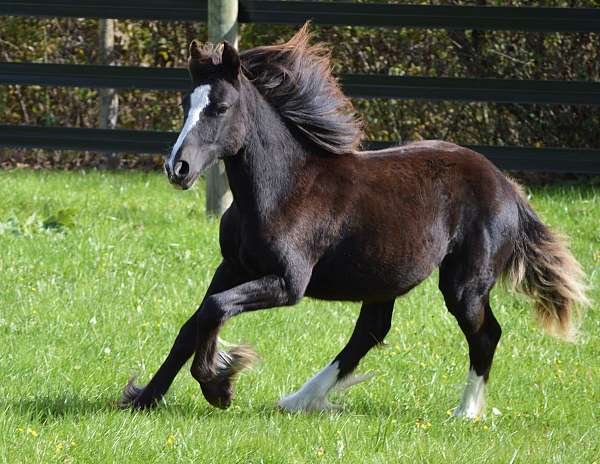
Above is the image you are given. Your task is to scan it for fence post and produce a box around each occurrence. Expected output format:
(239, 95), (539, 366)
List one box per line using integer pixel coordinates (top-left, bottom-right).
(206, 0), (237, 215)
(98, 18), (119, 169)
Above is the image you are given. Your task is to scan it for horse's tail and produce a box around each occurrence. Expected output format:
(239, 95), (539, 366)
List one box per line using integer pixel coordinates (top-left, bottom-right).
(503, 181), (589, 341)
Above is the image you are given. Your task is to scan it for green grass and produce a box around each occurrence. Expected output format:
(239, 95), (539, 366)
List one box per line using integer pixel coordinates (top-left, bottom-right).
(0, 169), (598, 463)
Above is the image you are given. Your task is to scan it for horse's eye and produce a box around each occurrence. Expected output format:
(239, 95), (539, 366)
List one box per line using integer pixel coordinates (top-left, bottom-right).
(216, 103), (230, 115)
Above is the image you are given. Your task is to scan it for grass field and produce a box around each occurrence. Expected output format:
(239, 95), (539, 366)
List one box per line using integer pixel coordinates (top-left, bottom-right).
(0, 169), (598, 463)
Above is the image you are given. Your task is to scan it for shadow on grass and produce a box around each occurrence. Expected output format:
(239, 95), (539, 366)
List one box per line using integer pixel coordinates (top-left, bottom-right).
(156, 396), (401, 419)
(3, 395), (115, 422)
(4, 386), (407, 421)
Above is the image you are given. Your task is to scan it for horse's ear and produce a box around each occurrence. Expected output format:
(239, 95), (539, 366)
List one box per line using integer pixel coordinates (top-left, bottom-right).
(221, 41), (240, 80)
(189, 40), (202, 60)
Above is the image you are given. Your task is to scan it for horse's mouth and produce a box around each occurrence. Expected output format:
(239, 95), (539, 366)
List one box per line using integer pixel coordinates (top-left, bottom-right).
(169, 179), (190, 190)
(168, 172), (199, 190)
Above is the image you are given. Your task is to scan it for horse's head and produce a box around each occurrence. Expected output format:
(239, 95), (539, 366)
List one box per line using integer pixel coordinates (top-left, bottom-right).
(165, 41), (244, 189)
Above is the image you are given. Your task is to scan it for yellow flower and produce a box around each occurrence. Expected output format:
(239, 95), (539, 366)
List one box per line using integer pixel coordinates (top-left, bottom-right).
(416, 419), (432, 430)
(55, 443), (64, 454)
(26, 427), (38, 437)
(316, 446), (325, 457)
(166, 434), (176, 446)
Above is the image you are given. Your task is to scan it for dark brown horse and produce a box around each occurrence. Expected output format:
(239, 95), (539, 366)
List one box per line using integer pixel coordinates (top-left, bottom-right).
(120, 26), (588, 417)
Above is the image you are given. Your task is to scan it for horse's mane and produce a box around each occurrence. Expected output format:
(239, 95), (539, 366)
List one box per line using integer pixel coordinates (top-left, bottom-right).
(240, 24), (363, 155)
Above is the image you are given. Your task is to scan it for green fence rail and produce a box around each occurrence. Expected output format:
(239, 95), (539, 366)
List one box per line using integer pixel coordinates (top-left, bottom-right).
(3, 125), (600, 173)
(1, 1), (600, 173)
(2, 1), (600, 31)
(2, 62), (600, 105)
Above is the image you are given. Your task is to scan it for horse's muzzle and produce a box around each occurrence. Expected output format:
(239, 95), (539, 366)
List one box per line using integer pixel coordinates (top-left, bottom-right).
(164, 160), (192, 189)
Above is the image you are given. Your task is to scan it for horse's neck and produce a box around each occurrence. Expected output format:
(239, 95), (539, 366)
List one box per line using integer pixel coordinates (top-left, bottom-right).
(225, 82), (308, 218)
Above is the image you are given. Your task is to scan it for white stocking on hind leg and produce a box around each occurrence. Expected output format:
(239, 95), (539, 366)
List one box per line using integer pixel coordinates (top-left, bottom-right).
(279, 300), (394, 412)
(455, 369), (486, 418)
(449, 297), (501, 419)
(278, 361), (343, 412)
(439, 244), (502, 420)
(278, 361), (373, 412)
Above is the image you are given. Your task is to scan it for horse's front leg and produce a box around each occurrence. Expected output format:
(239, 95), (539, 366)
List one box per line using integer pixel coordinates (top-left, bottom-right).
(119, 261), (245, 409)
(191, 274), (306, 409)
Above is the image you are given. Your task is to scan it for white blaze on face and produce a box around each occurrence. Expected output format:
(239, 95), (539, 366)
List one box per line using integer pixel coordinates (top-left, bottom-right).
(167, 84), (211, 172)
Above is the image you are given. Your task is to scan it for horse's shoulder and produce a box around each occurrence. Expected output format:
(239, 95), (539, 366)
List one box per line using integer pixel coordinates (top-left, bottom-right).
(218, 205), (242, 263)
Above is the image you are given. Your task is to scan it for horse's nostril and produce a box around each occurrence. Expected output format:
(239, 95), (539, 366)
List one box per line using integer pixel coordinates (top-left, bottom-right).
(174, 160), (189, 178)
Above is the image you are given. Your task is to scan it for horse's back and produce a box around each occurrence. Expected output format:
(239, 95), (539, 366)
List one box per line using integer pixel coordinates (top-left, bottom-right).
(355, 140), (517, 222)
(368, 139), (522, 246)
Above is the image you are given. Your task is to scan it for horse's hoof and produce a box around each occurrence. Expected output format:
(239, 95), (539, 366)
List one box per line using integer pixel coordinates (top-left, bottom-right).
(278, 371), (371, 413)
(118, 376), (157, 410)
(194, 346), (259, 409)
(452, 403), (487, 420)
(278, 393), (341, 413)
(200, 376), (234, 409)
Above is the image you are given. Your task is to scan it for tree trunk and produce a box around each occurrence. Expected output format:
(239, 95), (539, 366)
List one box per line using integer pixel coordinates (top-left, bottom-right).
(98, 18), (119, 169)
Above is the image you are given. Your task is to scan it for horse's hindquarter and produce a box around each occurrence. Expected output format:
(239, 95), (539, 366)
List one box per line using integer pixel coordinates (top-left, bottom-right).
(306, 142), (504, 302)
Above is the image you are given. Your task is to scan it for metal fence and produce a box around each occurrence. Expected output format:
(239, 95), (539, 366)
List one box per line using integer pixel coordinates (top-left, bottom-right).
(1, 1), (600, 173)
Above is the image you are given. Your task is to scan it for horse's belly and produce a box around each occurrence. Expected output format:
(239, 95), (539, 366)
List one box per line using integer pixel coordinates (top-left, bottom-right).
(305, 255), (437, 302)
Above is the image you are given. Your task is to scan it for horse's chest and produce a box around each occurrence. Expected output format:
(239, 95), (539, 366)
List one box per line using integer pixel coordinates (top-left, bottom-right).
(219, 214), (283, 278)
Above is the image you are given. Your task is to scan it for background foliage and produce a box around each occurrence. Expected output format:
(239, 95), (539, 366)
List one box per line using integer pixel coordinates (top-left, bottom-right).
(1, 0), (599, 160)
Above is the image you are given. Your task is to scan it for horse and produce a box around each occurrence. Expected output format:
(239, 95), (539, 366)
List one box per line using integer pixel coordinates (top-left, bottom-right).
(119, 25), (588, 418)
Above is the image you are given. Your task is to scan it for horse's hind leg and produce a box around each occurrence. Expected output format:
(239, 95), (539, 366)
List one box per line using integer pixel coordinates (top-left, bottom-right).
(439, 234), (503, 419)
(452, 296), (501, 419)
(278, 300), (394, 412)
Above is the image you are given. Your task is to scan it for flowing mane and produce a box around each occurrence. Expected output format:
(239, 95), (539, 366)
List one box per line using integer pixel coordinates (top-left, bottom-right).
(240, 24), (363, 155)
